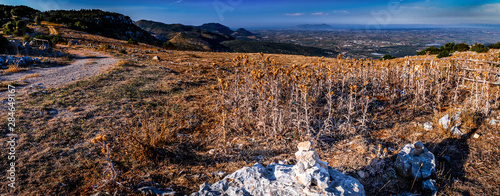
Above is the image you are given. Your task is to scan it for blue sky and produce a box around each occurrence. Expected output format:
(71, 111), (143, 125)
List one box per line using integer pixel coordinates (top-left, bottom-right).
(1, 0), (500, 28)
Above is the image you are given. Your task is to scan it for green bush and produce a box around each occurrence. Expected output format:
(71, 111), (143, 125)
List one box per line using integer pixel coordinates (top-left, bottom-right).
(127, 38), (138, 45)
(470, 43), (489, 53)
(23, 34), (32, 42)
(487, 42), (500, 49)
(51, 35), (65, 44)
(417, 46), (441, 55)
(119, 48), (127, 54)
(34, 15), (41, 25)
(437, 50), (450, 58)
(381, 54), (396, 60)
(453, 43), (469, 52)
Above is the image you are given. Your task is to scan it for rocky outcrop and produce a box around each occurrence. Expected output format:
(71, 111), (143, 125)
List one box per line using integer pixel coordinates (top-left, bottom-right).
(191, 141), (365, 196)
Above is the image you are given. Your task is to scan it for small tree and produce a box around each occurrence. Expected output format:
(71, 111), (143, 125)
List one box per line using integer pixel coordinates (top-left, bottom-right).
(34, 15), (41, 25)
(437, 50), (450, 58)
(470, 43), (489, 53)
(163, 41), (176, 50)
(453, 43), (469, 52)
(487, 42), (500, 49)
(15, 20), (26, 35)
(127, 38), (138, 45)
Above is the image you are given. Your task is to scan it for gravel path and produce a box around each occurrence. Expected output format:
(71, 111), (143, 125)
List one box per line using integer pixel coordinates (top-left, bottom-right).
(0, 48), (119, 97)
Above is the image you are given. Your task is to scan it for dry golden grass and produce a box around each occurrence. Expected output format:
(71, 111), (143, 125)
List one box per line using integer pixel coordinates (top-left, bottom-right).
(4, 64), (21, 73)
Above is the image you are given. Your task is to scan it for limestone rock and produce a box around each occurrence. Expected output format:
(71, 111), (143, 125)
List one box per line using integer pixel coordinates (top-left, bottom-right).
(190, 163), (365, 196)
(191, 141), (365, 196)
(438, 115), (450, 129)
(293, 141), (329, 189)
(451, 126), (464, 136)
(395, 142), (437, 195)
(423, 122), (433, 131)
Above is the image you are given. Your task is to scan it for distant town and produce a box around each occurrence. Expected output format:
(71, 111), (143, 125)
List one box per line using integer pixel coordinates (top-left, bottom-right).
(253, 26), (500, 58)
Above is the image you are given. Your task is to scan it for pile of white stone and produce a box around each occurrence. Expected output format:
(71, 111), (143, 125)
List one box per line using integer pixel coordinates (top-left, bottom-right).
(191, 141), (365, 196)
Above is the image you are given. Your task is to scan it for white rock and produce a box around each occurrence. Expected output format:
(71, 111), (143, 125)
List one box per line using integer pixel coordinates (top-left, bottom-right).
(423, 122), (433, 130)
(489, 119), (500, 126)
(357, 170), (368, 179)
(438, 115), (450, 129)
(473, 133), (480, 139)
(451, 126), (464, 135)
(190, 163), (365, 196)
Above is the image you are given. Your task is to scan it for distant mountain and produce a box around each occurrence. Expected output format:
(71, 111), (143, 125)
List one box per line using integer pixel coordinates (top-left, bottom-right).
(135, 20), (233, 51)
(136, 20), (335, 56)
(42, 9), (159, 45)
(198, 23), (234, 35)
(231, 28), (254, 37)
(293, 24), (334, 30)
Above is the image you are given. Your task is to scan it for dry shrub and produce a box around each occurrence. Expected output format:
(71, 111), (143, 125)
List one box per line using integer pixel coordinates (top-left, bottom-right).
(218, 54), (497, 143)
(5, 64), (21, 73)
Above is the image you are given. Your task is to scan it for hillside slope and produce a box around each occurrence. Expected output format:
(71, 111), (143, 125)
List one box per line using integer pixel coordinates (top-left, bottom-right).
(42, 9), (159, 45)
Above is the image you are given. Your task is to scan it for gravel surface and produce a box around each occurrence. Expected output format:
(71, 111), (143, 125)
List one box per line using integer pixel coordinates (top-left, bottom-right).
(0, 48), (119, 98)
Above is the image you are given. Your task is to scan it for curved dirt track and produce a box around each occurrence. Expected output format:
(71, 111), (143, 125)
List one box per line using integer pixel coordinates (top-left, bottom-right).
(0, 48), (119, 97)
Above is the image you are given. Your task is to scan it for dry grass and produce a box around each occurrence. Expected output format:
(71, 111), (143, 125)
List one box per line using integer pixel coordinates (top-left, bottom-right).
(4, 64), (22, 73)
(1, 25), (499, 196)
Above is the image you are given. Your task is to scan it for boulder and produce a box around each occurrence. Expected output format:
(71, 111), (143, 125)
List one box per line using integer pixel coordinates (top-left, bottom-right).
(395, 142), (437, 195)
(191, 141), (364, 196)
(153, 56), (161, 61)
(191, 162), (364, 196)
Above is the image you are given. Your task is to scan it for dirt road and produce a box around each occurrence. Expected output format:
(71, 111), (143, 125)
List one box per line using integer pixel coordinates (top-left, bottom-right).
(48, 25), (58, 35)
(0, 49), (119, 98)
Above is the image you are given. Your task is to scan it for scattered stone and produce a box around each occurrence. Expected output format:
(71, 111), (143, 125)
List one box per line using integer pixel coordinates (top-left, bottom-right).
(191, 141), (365, 196)
(451, 126), (464, 136)
(438, 114), (450, 129)
(137, 186), (176, 196)
(489, 119), (500, 126)
(254, 155), (264, 161)
(422, 179), (437, 196)
(473, 133), (480, 139)
(293, 141), (329, 189)
(357, 170), (368, 179)
(212, 171), (225, 178)
(152, 56), (161, 61)
(423, 122), (433, 130)
(208, 149), (215, 155)
(68, 40), (79, 45)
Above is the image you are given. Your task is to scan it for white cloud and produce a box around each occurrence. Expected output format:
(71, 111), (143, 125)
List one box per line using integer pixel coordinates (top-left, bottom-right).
(332, 10), (349, 14)
(285, 13), (304, 16)
(400, 6), (438, 10)
(482, 3), (500, 13)
(311, 12), (329, 16)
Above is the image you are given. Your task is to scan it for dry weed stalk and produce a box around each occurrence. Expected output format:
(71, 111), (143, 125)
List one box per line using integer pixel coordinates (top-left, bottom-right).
(217, 52), (498, 143)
